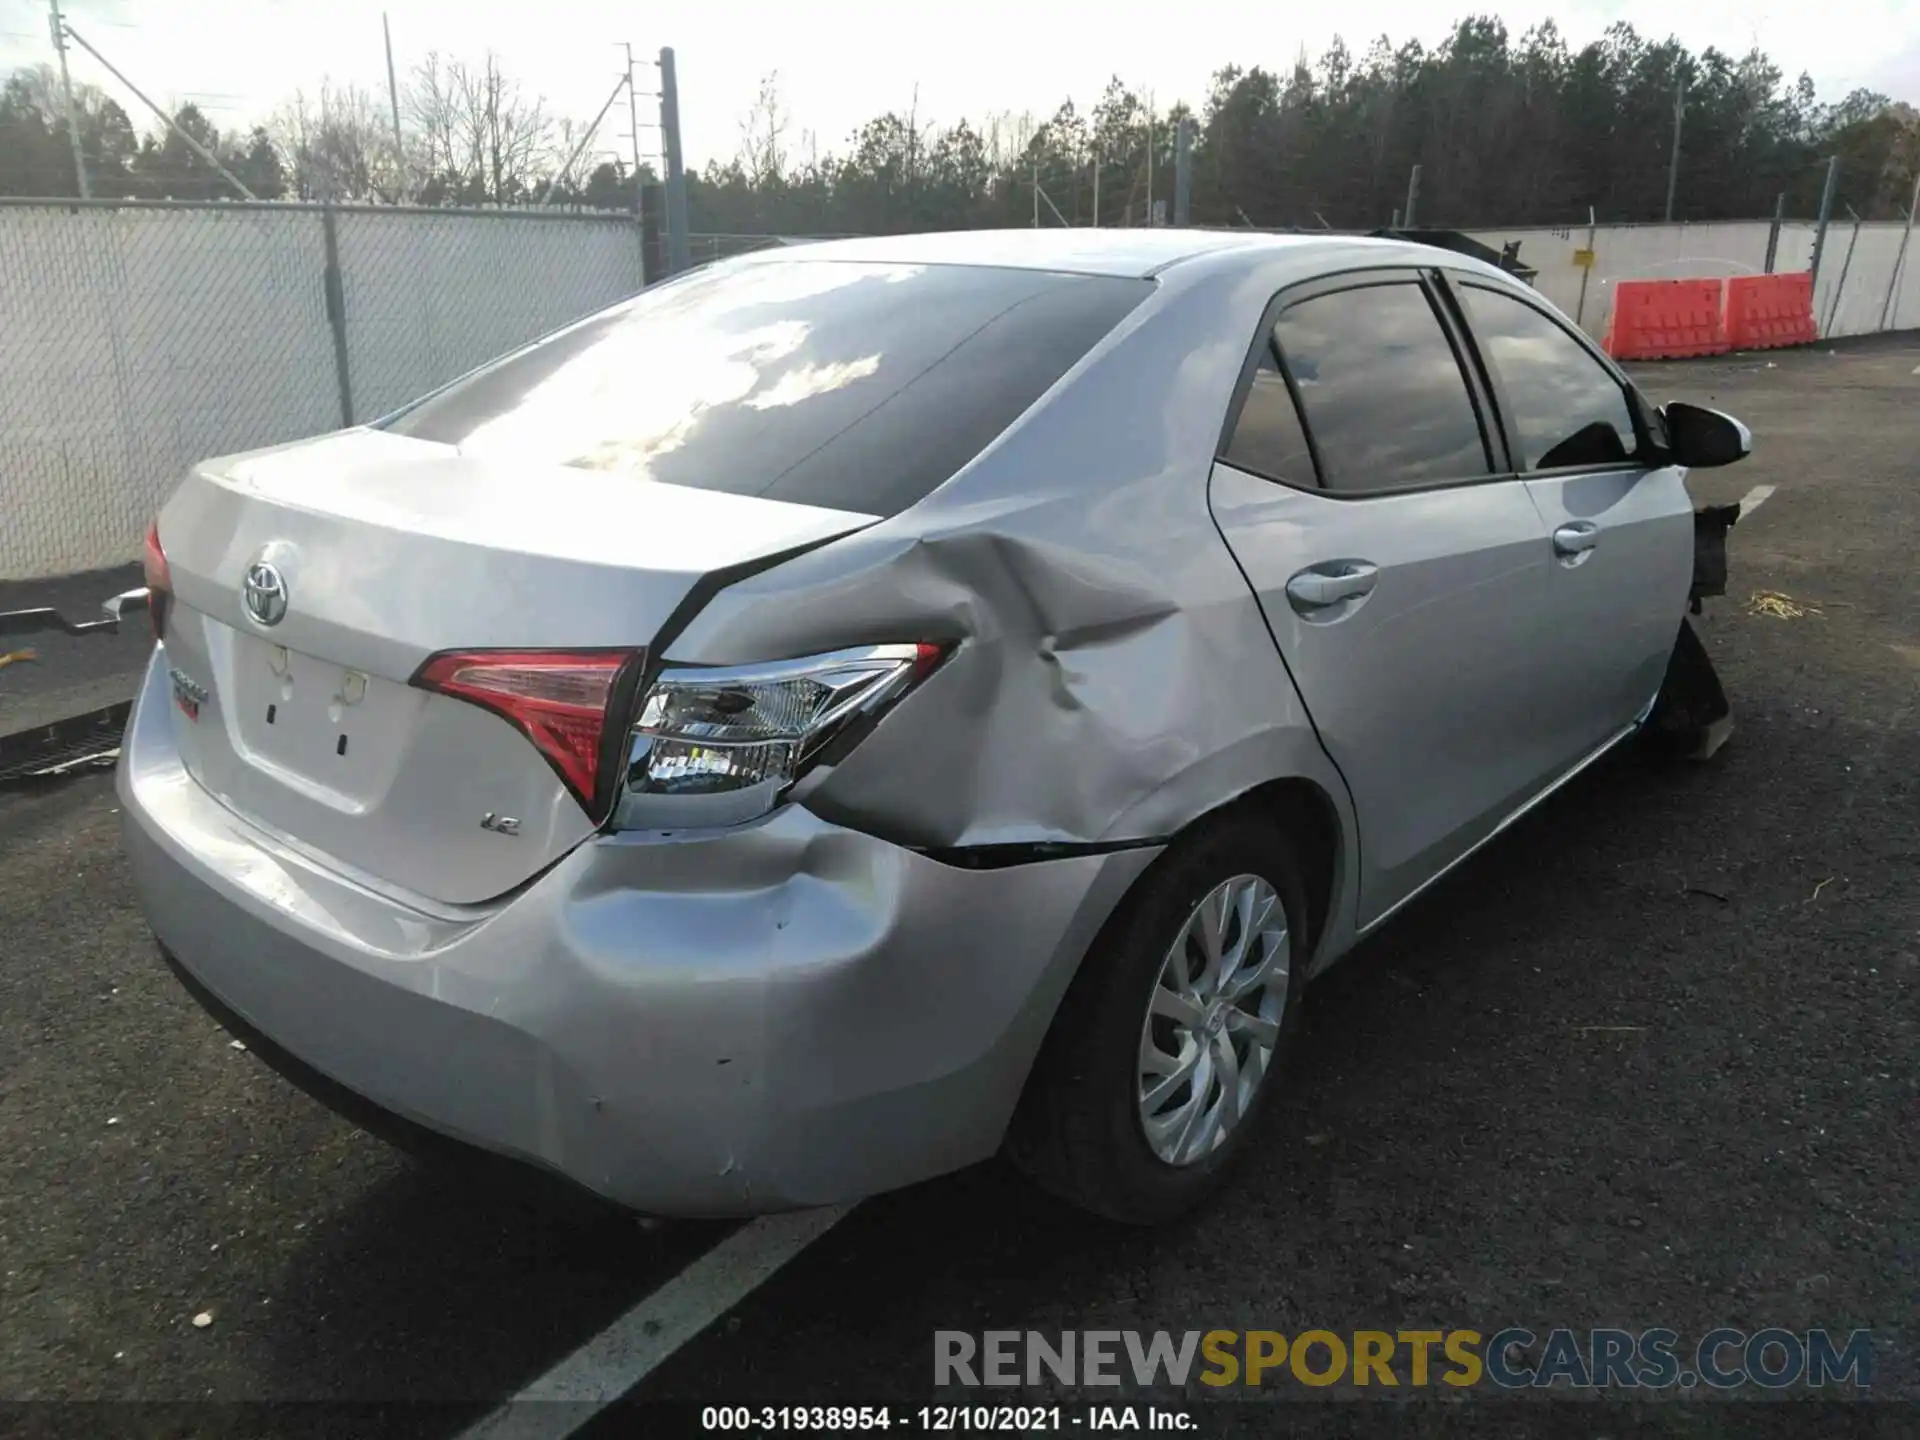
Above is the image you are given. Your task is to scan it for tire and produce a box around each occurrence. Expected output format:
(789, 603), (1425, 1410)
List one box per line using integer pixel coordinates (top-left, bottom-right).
(1006, 811), (1310, 1225)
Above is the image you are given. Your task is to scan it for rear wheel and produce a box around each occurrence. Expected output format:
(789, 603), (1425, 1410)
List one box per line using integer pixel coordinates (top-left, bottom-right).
(1007, 813), (1309, 1225)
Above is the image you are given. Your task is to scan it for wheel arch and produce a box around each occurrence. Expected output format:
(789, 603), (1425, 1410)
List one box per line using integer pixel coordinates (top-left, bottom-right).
(1005, 764), (1356, 1140)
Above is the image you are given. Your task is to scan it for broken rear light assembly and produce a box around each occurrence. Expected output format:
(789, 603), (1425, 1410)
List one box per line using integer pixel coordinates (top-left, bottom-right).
(411, 649), (643, 814)
(411, 642), (945, 828)
(613, 642), (946, 830)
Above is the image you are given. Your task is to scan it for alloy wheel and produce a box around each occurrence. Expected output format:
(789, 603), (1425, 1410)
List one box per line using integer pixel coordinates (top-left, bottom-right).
(1135, 873), (1291, 1166)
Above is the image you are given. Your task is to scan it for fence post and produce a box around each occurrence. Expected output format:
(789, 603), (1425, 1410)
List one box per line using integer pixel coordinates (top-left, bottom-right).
(1574, 205), (1597, 330)
(1823, 207), (1863, 336)
(639, 179), (664, 285)
(1809, 155), (1839, 289)
(1878, 170), (1920, 331)
(1763, 193), (1784, 274)
(320, 204), (354, 427)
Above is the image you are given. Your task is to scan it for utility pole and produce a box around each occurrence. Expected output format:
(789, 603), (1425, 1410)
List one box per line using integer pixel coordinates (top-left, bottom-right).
(1403, 164), (1421, 228)
(1173, 115), (1192, 226)
(658, 46), (689, 274)
(1032, 157), (1039, 227)
(60, 20), (258, 199)
(1664, 75), (1687, 222)
(624, 43), (646, 275)
(541, 71), (633, 206)
(619, 44), (660, 283)
(47, 0), (90, 199)
(1091, 152), (1100, 227)
(382, 13), (406, 199)
(382, 12), (408, 200)
(624, 44), (643, 188)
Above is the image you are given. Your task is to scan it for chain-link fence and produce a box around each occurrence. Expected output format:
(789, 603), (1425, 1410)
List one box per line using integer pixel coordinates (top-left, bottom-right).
(0, 200), (646, 581)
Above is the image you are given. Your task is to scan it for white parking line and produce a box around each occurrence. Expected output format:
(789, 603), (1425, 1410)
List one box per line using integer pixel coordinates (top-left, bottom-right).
(1738, 484), (1777, 516)
(460, 1205), (854, 1440)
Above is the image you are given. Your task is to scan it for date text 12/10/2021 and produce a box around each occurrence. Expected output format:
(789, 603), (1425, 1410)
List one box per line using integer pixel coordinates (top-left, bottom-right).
(701, 1406), (1195, 1431)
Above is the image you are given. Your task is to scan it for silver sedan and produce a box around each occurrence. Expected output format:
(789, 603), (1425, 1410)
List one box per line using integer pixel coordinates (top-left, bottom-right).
(119, 230), (1750, 1223)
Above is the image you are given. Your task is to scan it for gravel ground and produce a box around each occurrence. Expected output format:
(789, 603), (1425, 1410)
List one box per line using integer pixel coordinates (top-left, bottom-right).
(1, 336), (1915, 1436)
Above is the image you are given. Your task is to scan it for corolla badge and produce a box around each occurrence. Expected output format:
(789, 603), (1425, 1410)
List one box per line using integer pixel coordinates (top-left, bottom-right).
(241, 558), (289, 627)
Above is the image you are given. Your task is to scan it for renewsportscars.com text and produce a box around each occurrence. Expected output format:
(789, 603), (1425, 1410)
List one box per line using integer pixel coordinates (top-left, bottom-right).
(934, 1328), (1873, 1391)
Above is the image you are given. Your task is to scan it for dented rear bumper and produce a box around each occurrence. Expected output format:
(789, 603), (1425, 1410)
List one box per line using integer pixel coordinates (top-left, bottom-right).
(118, 649), (1154, 1216)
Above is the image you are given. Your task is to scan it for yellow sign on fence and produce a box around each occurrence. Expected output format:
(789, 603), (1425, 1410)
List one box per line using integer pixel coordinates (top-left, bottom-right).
(1572, 248), (1596, 269)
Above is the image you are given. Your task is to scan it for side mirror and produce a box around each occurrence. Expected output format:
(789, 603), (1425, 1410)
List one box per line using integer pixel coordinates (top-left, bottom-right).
(1661, 402), (1752, 469)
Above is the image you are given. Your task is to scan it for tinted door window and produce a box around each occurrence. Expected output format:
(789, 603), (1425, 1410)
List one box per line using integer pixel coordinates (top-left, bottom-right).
(1458, 283), (1638, 471)
(1223, 352), (1318, 487)
(381, 261), (1151, 517)
(1273, 283), (1491, 493)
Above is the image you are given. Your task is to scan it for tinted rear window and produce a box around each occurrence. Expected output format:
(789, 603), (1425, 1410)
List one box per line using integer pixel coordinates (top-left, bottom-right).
(1273, 282), (1492, 493)
(381, 260), (1151, 516)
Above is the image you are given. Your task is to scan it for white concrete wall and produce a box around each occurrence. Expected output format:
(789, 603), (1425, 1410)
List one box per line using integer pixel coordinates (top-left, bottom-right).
(1469, 219), (1920, 344)
(0, 204), (643, 581)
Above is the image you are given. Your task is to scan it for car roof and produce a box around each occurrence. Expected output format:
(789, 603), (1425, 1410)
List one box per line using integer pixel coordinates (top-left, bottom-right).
(733, 228), (1422, 280)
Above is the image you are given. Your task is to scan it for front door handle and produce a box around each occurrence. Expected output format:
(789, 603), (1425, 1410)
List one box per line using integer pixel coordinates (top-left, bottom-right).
(1285, 561), (1379, 612)
(1552, 521), (1600, 558)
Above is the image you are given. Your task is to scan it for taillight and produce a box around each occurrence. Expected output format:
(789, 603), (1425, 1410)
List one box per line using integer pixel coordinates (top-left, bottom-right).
(411, 649), (642, 813)
(142, 520), (172, 640)
(614, 642), (948, 831)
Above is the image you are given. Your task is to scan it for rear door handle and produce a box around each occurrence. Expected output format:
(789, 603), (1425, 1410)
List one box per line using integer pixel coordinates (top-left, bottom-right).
(1552, 521), (1599, 557)
(1285, 561), (1379, 612)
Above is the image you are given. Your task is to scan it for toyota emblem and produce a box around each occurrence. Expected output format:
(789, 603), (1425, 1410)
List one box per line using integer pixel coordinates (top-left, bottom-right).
(242, 559), (289, 627)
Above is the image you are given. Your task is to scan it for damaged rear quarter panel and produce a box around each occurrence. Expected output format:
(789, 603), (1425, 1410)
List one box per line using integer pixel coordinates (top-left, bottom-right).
(664, 251), (1367, 903)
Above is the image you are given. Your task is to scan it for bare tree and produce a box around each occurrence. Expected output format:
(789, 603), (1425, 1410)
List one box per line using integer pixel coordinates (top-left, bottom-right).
(407, 51), (463, 189)
(271, 82), (403, 201)
(462, 53), (554, 203)
(981, 109), (1039, 170)
(738, 71), (789, 188)
(406, 51), (554, 203)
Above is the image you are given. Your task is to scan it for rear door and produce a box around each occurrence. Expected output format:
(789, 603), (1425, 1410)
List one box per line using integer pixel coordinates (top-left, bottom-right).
(1207, 271), (1566, 926)
(1443, 275), (1693, 752)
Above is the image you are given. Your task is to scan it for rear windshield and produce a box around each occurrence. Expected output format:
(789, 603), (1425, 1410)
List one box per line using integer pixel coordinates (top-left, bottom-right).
(380, 259), (1152, 516)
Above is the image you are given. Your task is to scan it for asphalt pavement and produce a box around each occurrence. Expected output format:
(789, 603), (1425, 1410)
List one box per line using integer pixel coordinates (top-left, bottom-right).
(1, 336), (1916, 1436)
(0, 563), (148, 737)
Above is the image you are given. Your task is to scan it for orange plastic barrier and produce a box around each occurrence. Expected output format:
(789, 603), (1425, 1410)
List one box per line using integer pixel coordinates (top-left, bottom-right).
(1723, 272), (1818, 350)
(1602, 279), (1731, 360)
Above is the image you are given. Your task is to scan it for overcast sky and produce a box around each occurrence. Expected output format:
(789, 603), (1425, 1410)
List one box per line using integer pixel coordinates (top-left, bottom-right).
(4, 0), (1917, 172)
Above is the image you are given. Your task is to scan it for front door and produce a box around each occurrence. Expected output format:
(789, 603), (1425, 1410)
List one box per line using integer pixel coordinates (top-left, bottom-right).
(1446, 276), (1695, 751)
